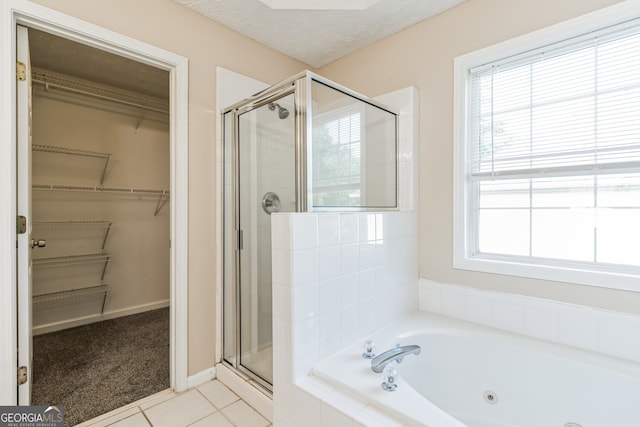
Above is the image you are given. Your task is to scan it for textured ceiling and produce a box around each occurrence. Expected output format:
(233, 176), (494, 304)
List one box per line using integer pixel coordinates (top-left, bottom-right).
(174, 0), (466, 67)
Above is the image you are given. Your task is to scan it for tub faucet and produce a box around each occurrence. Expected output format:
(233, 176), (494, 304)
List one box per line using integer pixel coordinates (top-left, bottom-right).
(371, 344), (421, 373)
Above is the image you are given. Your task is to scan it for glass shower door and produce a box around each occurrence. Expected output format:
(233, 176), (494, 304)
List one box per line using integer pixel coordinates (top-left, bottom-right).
(236, 93), (295, 386)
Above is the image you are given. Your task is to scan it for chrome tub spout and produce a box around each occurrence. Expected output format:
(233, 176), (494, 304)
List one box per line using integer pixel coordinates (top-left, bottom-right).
(371, 344), (421, 373)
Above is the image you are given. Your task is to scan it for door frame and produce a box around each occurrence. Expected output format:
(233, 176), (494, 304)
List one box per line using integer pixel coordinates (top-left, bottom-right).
(0, 0), (189, 404)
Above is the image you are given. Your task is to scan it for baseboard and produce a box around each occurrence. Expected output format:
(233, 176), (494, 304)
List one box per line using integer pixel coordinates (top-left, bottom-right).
(187, 367), (217, 388)
(33, 299), (170, 335)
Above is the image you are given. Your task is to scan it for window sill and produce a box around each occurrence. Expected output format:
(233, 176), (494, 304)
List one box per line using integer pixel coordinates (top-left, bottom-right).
(453, 254), (640, 293)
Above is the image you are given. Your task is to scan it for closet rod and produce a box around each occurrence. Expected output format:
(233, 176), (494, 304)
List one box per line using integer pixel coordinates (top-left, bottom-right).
(31, 68), (169, 115)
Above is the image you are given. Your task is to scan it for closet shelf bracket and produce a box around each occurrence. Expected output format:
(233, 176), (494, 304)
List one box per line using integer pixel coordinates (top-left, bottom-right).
(154, 192), (169, 216)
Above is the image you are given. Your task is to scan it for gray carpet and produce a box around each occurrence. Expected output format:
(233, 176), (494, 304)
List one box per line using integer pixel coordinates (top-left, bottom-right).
(32, 308), (170, 426)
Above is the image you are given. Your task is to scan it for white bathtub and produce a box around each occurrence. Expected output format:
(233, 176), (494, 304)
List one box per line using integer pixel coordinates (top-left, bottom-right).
(312, 311), (640, 427)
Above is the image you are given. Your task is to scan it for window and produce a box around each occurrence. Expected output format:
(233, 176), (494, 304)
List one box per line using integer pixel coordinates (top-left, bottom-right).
(454, 3), (640, 291)
(312, 111), (363, 206)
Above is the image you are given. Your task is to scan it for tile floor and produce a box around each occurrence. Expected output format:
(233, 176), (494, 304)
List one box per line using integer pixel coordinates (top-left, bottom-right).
(77, 380), (271, 427)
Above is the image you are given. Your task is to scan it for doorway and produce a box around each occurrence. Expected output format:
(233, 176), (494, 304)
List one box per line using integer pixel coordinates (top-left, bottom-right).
(2, 0), (189, 414)
(23, 26), (170, 424)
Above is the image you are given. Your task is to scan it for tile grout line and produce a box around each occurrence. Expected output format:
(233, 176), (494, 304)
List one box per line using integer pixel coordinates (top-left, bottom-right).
(194, 383), (270, 426)
(139, 408), (154, 427)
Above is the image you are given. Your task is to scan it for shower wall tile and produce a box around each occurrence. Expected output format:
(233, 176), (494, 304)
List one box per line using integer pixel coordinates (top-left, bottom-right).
(340, 304), (360, 348)
(271, 214), (290, 251)
(318, 278), (341, 314)
(291, 249), (319, 286)
(340, 273), (359, 306)
(292, 283), (319, 323)
(317, 214), (340, 247)
(339, 244), (359, 276)
(358, 269), (377, 300)
(375, 87), (419, 210)
(319, 310), (342, 359)
(358, 242), (376, 271)
(339, 214), (359, 244)
(291, 214), (318, 250)
(318, 247), (340, 281)
(358, 213), (376, 242)
(273, 211), (418, 392)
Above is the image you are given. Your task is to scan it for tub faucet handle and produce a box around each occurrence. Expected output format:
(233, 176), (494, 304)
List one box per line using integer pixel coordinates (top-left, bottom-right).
(362, 340), (376, 359)
(381, 363), (398, 391)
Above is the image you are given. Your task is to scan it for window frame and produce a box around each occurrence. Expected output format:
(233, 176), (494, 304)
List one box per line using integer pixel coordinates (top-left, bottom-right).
(453, 0), (640, 292)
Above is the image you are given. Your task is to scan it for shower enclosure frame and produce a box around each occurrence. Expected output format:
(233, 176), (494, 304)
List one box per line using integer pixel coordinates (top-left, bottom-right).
(221, 70), (399, 392)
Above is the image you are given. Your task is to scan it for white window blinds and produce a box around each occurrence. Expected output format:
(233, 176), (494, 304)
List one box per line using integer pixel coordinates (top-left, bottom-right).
(469, 25), (640, 181)
(466, 19), (640, 271)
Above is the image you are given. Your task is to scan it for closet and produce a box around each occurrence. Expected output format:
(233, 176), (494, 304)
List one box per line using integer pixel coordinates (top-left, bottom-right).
(26, 27), (171, 423)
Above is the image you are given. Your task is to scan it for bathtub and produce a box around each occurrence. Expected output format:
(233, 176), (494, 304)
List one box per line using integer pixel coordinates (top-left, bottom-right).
(312, 311), (640, 427)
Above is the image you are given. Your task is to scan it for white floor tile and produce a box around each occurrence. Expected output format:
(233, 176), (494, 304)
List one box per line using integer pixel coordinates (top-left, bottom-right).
(196, 380), (240, 410)
(188, 411), (234, 427)
(221, 400), (270, 427)
(139, 390), (179, 411)
(108, 413), (151, 427)
(143, 389), (216, 427)
(81, 407), (141, 427)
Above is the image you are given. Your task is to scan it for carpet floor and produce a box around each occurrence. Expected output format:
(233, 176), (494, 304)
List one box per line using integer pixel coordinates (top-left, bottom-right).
(32, 308), (170, 426)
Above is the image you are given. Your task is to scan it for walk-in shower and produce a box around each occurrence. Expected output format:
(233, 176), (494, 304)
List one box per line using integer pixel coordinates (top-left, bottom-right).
(222, 71), (398, 391)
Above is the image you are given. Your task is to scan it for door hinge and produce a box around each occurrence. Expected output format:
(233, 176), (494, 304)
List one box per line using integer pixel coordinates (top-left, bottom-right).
(17, 366), (27, 385)
(16, 62), (26, 81)
(17, 215), (27, 235)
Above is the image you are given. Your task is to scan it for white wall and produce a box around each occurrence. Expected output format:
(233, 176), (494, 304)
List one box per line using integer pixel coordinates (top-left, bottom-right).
(31, 95), (170, 332)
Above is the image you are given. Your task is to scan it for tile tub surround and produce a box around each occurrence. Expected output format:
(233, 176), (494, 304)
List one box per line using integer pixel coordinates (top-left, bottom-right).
(419, 279), (640, 364)
(274, 278), (640, 427)
(272, 211), (419, 427)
